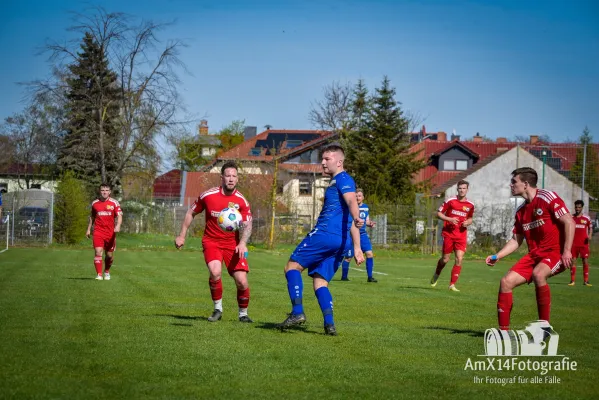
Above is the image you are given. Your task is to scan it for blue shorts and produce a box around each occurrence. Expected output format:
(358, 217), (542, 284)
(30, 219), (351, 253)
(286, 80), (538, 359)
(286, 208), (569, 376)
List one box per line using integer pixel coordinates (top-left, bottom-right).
(346, 233), (373, 257)
(290, 229), (351, 282)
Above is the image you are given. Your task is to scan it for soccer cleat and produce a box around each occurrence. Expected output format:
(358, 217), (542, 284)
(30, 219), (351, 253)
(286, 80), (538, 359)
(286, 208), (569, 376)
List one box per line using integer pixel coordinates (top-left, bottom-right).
(567, 281), (575, 286)
(340, 278), (350, 281)
(324, 324), (338, 336)
(449, 284), (460, 292)
(584, 282), (592, 287)
(430, 273), (439, 287)
(277, 313), (307, 329)
(95, 274), (103, 280)
(367, 277), (378, 283)
(207, 310), (222, 322)
(238, 315), (253, 323)
(104, 272), (111, 281)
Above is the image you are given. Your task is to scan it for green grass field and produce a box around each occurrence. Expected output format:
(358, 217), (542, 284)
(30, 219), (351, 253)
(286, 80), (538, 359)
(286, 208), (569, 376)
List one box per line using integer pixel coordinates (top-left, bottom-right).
(1, 235), (598, 399)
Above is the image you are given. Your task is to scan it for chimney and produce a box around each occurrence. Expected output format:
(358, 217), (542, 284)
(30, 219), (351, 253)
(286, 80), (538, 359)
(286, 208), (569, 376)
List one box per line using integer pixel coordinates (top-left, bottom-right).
(243, 126), (257, 141)
(437, 131), (447, 142)
(473, 132), (483, 143)
(451, 133), (461, 141)
(530, 135), (539, 145)
(496, 137), (507, 144)
(422, 125), (426, 135)
(199, 119), (209, 136)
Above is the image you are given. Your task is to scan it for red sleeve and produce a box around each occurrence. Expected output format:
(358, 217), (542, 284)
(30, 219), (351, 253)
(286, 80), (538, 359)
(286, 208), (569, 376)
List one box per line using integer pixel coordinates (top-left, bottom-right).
(438, 200), (450, 214)
(190, 196), (205, 214)
(239, 199), (252, 222)
(115, 201), (123, 216)
(512, 213), (523, 235)
(468, 204), (474, 219)
(549, 194), (569, 220)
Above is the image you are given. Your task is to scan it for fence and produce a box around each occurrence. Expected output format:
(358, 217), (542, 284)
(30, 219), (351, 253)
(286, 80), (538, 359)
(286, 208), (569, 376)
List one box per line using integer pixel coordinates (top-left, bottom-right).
(1, 142), (598, 253)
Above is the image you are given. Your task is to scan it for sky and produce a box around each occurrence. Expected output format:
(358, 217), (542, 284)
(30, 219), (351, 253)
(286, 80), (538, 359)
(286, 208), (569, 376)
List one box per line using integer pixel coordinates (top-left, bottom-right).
(1, 0), (598, 157)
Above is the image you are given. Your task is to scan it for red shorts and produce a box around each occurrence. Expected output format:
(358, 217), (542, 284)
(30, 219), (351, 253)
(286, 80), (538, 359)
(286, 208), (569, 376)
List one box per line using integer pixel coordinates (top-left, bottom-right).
(510, 252), (565, 283)
(93, 233), (116, 252)
(572, 245), (590, 259)
(202, 240), (249, 276)
(442, 234), (467, 254)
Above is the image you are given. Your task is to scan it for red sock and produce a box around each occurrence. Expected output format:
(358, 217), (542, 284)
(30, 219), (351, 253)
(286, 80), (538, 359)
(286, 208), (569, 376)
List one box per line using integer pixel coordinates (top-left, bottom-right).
(94, 256), (103, 275)
(105, 256), (113, 272)
(497, 292), (513, 330)
(535, 284), (551, 322)
(209, 279), (223, 301)
(583, 262), (590, 283)
(237, 287), (250, 309)
(450, 265), (462, 285)
(570, 265), (576, 282)
(435, 259), (446, 275)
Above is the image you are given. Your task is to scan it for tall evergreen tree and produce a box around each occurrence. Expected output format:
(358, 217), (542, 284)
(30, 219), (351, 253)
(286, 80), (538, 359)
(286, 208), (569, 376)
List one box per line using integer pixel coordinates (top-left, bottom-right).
(345, 77), (425, 202)
(59, 32), (121, 191)
(570, 126), (599, 209)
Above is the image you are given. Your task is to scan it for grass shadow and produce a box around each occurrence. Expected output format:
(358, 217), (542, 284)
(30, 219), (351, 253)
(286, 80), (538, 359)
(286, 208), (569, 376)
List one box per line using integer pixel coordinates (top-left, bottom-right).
(255, 321), (326, 335)
(424, 326), (485, 338)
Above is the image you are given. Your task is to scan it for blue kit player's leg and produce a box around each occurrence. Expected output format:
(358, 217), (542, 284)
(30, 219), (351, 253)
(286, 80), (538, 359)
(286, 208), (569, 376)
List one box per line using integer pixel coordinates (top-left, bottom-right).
(362, 234), (378, 283)
(341, 248), (352, 281)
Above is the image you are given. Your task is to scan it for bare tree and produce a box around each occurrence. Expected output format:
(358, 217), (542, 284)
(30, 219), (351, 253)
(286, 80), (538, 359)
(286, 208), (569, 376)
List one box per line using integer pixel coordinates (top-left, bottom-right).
(37, 7), (190, 189)
(308, 81), (353, 132)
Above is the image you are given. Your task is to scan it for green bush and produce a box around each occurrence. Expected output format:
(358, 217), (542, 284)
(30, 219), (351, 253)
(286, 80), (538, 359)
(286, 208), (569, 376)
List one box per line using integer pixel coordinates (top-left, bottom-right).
(54, 171), (90, 244)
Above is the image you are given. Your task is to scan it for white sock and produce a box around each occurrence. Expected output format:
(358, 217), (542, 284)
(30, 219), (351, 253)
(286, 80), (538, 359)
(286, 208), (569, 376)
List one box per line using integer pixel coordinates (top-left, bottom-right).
(214, 299), (223, 312)
(238, 307), (248, 317)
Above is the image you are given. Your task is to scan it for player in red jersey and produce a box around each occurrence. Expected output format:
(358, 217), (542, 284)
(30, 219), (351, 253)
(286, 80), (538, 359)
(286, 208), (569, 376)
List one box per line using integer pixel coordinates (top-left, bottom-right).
(568, 200), (593, 287)
(430, 180), (475, 292)
(486, 167), (575, 330)
(175, 161), (254, 323)
(86, 183), (123, 281)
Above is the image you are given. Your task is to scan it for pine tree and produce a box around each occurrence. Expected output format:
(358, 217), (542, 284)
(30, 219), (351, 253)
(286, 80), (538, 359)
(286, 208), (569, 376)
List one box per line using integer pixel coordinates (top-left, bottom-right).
(570, 126), (599, 210)
(346, 77), (426, 203)
(59, 32), (121, 192)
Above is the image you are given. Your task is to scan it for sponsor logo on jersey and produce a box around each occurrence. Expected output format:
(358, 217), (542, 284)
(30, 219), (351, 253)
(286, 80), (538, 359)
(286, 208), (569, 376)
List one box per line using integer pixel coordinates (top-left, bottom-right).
(452, 210), (468, 217)
(575, 224), (587, 229)
(97, 211), (112, 216)
(211, 211), (220, 217)
(523, 219), (545, 231)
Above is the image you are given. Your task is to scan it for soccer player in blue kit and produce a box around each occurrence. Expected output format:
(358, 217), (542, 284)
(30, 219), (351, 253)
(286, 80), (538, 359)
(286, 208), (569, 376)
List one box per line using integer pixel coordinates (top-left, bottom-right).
(340, 188), (378, 282)
(278, 144), (365, 335)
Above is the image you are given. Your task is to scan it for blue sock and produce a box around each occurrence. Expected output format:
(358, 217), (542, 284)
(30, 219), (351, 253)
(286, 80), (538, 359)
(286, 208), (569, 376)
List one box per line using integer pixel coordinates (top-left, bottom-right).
(366, 258), (374, 279)
(341, 260), (350, 279)
(315, 286), (334, 326)
(286, 270), (304, 314)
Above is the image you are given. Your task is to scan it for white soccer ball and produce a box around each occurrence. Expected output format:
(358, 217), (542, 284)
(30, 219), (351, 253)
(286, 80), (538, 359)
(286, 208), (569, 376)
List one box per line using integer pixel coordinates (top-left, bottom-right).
(217, 207), (242, 232)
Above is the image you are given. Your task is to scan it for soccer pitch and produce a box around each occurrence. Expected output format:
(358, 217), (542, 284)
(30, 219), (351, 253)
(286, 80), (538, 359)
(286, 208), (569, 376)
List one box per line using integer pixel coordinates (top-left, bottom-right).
(1, 239), (598, 399)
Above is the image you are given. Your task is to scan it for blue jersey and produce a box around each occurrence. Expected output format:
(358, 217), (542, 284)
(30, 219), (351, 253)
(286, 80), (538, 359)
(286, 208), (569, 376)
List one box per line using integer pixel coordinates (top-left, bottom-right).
(358, 203), (370, 235)
(314, 171), (356, 237)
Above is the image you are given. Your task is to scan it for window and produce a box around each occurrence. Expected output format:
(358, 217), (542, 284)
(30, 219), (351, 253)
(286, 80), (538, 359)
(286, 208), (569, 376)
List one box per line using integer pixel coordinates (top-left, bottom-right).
(299, 178), (312, 196)
(285, 140), (303, 149)
(299, 150), (312, 164)
(443, 160), (455, 170)
(456, 160), (468, 170)
(30, 184), (42, 189)
(249, 148), (262, 156)
(0, 183), (7, 193)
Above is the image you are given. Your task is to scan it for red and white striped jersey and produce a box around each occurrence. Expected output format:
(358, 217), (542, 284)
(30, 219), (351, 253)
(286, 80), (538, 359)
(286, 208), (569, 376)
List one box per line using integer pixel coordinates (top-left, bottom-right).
(573, 214), (592, 246)
(513, 189), (569, 256)
(438, 197), (475, 239)
(91, 197), (123, 236)
(191, 186), (252, 246)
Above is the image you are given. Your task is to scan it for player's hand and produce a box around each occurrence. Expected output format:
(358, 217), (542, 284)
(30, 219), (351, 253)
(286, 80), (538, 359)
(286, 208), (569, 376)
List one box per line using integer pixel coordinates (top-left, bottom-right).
(461, 221), (470, 227)
(369, 221), (376, 228)
(353, 248), (365, 265)
(485, 254), (498, 266)
(449, 217), (459, 225)
(114, 226), (121, 233)
(235, 243), (249, 259)
(86, 230), (91, 239)
(354, 218), (364, 228)
(561, 250), (573, 269)
(174, 236), (185, 250)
